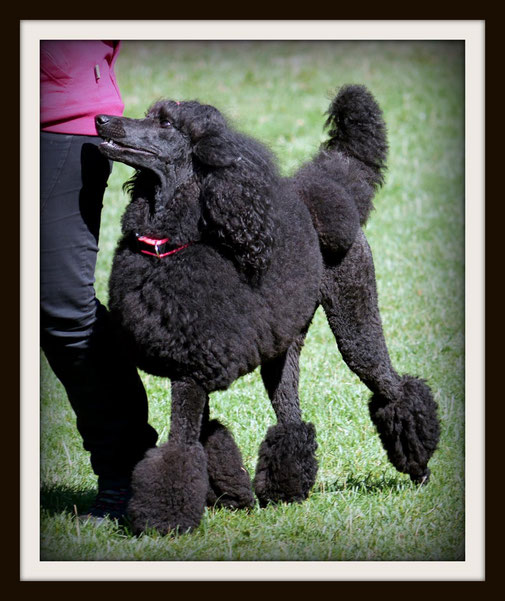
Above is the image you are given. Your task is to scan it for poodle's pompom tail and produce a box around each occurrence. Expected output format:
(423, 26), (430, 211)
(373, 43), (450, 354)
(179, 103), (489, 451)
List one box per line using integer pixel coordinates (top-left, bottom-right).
(294, 85), (388, 251)
(323, 84), (388, 189)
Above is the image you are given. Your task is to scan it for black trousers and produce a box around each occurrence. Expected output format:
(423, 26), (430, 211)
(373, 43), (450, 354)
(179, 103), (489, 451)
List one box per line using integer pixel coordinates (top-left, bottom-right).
(40, 132), (158, 490)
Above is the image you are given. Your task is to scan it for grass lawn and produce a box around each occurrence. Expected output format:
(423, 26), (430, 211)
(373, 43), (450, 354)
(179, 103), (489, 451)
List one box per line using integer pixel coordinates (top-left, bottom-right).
(40, 40), (465, 564)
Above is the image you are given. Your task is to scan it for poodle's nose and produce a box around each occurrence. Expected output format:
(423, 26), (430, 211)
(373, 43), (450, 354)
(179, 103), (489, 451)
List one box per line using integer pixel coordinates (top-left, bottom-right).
(95, 114), (110, 126)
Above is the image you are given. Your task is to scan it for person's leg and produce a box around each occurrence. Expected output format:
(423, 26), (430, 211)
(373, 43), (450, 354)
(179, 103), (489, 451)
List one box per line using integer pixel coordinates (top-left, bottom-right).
(40, 132), (158, 501)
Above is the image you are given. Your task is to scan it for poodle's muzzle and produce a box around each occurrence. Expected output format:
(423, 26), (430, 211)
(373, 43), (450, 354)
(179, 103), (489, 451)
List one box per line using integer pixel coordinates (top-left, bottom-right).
(95, 114), (157, 161)
(96, 114), (126, 138)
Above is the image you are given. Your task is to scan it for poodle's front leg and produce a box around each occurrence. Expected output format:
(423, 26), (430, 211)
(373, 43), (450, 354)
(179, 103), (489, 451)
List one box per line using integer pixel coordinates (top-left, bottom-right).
(320, 230), (440, 483)
(127, 379), (209, 535)
(254, 334), (318, 507)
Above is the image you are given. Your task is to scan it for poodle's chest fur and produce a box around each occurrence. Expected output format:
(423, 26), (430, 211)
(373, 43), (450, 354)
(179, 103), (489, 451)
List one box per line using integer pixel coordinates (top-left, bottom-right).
(108, 202), (322, 392)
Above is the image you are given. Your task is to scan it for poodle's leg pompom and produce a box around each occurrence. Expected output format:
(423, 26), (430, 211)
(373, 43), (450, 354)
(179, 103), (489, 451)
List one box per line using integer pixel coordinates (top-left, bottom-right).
(253, 421), (318, 507)
(202, 419), (255, 509)
(127, 379), (211, 535)
(127, 441), (208, 535)
(369, 376), (440, 484)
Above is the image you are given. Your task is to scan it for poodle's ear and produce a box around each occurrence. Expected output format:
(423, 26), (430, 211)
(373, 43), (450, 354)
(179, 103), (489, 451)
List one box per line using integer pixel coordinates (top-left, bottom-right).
(178, 101), (277, 280)
(201, 168), (275, 281)
(179, 103), (240, 167)
(193, 135), (239, 168)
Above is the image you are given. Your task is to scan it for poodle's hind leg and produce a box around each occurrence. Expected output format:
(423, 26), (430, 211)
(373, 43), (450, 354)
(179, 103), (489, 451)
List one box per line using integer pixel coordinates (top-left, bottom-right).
(200, 402), (255, 510)
(320, 230), (440, 484)
(253, 334), (318, 507)
(127, 379), (209, 535)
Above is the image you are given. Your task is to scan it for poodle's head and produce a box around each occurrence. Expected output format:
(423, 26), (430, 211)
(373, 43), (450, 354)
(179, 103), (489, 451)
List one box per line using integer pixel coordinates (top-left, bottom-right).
(95, 100), (241, 239)
(96, 100), (240, 180)
(96, 100), (276, 280)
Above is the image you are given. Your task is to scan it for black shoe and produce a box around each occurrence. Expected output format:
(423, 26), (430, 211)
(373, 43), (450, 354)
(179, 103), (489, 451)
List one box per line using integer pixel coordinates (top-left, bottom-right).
(80, 487), (132, 525)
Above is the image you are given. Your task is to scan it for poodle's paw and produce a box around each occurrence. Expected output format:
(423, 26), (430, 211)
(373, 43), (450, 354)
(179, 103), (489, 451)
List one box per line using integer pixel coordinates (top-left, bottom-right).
(369, 376), (440, 484)
(410, 467), (431, 486)
(253, 421), (318, 507)
(202, 420), (254, 509)
(127, 441), (208, 535)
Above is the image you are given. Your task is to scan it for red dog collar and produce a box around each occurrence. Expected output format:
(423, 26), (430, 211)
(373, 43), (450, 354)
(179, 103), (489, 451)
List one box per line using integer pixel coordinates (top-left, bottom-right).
(136, 235), (192, 258)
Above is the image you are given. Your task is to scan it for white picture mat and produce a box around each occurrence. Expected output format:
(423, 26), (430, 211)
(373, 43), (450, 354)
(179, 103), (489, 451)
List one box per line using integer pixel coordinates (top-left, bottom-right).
(20, 20), (484, 581)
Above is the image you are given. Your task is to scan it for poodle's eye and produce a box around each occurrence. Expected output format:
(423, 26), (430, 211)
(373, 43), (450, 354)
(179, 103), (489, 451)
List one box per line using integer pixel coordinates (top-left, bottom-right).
(160, 119), (172, 128)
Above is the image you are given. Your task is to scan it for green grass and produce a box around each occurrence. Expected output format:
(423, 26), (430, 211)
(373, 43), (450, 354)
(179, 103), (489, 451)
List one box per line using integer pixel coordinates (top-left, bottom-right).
(40, 41), (465, 562)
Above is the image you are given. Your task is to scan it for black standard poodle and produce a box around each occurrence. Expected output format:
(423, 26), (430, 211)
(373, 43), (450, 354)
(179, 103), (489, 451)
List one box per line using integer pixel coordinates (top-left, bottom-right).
(95, 85), (440, 535)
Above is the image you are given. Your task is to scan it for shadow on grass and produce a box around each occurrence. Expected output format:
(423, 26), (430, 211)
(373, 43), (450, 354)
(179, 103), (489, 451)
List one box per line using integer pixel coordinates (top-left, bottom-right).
(40, 484), (139, 539)
(40, 483), (97, 518)
(317, 473), (409, 495)
(42, 473), (410, 519)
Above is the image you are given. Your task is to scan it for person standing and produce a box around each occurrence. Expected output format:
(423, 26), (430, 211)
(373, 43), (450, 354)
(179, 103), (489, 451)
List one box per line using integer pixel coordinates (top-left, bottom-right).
(40, 40), (158, 521)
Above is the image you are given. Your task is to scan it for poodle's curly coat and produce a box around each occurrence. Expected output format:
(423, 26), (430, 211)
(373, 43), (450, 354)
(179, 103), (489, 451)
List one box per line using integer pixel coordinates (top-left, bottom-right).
(95, 85), (440, 535)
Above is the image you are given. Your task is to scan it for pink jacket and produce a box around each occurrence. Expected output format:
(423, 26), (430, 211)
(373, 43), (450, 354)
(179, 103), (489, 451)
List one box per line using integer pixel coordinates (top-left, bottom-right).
(40, 40), (124, 136)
